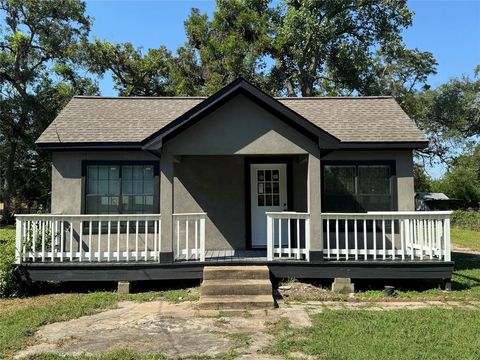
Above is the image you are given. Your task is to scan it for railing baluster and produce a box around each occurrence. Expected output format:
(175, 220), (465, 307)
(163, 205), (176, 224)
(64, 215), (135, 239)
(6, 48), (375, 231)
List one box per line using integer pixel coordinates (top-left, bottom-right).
(344, 218), (348, 260)
(326, 219), (330, 259)
(335, 217), (339, 261)
(15, 218), (22, 264)
(363, 219), (367, 260)
(154, 219), (158, 262)
(391, 218), (395, 260)
(51, 220), (55, 262)
(354, 219), (358, 260)
(126, 219), (130, 262)
(278, 217), (282, 258)
(60, 219), (64, 262)
(41, 220), (45, 262)
(69, 219), (74, 262)
(31, 220), (37, 262)
(296, 216), (301, 260)
(135, 219), (139, 261)
(400, 218), (405, 260)
(267, 214), (273, 261)
(185, 219), (189, 261)
(88, 219), (92, 262)
(176, 218), (180, 259)
(373, 219), (377, 260)
(117, 220), (120, 262)
(158, 218), (162, 262)
(288, 218), (292, 258)
(98, 220), (102, 262)
(79, 220), (83, 263)
(444, 217), (451, 261)
(382, 218), (386, 260)
(194, 219), (198, 260)
(107, 220), (111, 262)
(145, 220), (149, 261)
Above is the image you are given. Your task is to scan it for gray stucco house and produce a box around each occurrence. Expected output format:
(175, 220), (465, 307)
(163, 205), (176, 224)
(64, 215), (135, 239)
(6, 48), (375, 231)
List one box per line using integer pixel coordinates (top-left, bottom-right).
(15, 78), (453, 285)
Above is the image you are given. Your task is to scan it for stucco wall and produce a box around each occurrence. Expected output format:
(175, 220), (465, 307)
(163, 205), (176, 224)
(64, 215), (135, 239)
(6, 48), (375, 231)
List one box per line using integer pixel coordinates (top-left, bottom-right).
(51, 151), (159, 214)
(174, 155), (309, 250)
(321, 150), (415, 211)
(163, 94), (318, 155)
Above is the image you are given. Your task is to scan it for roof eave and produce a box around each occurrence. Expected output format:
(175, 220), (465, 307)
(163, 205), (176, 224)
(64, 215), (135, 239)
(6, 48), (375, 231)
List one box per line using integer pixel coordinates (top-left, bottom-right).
(338, 141), (429, 150)
(36, 142), (143, 151)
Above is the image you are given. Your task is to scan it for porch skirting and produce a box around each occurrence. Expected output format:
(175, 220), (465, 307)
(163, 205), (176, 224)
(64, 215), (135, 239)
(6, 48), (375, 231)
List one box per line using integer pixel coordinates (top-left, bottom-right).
(19, 260), (454, 283)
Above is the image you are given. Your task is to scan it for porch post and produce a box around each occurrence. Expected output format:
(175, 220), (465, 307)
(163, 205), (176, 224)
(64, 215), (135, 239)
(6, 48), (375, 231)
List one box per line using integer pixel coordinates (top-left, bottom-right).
(159, 152), (174, 262)
(308, 150), (323, 262)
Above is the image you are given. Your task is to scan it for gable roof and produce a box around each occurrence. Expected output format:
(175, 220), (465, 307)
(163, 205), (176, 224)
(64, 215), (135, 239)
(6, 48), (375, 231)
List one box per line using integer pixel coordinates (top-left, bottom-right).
(36, 79), (427, 150)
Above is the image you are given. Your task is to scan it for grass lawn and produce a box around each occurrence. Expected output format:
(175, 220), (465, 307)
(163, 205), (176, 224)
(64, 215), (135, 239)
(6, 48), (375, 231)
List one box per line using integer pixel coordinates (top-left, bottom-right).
(0, 290), (198, 359)
(267, 308), (480, 360)
(1, 226), (480, 359)
(452, 227), (480, 251)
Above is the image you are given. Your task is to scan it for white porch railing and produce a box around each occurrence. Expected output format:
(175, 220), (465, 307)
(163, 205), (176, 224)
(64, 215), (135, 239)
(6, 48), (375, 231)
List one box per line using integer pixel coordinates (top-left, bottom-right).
(322, 211), (451, 261)
(15, 214), (161, 264)
(173, 213), (206, 262)
(266, 212), (310, 261)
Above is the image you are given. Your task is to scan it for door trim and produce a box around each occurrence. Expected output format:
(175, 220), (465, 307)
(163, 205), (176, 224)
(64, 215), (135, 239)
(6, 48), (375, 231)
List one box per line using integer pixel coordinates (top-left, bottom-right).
(244, 157), (293, 250)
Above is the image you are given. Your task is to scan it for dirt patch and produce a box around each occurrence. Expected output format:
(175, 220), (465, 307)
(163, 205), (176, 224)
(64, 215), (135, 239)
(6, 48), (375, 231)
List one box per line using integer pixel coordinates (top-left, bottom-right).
(0, 293), (76, 315)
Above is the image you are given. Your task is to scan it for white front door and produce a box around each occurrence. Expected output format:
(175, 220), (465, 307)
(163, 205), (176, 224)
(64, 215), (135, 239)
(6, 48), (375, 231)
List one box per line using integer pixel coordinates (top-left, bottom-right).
(250, 163), (287, 248)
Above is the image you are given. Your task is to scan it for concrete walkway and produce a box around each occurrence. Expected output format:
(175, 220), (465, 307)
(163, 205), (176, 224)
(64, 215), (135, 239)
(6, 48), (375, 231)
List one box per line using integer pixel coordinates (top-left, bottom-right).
(15, 299), (480, 359)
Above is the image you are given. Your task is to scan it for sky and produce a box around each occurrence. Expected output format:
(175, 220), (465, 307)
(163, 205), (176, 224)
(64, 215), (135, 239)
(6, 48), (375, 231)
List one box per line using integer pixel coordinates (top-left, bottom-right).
(84, 0), (480, 178)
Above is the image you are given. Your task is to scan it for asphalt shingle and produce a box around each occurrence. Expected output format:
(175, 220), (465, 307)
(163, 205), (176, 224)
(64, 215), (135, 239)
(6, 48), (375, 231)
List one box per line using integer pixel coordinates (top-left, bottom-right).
(36, 95), (427, 145)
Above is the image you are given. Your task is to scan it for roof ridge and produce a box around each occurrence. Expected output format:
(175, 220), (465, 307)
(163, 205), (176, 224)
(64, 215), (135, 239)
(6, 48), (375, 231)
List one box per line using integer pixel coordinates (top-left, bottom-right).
(73, 96), (208, 99)
(276, 96), (393, 100)
(73, 95), (393, 100)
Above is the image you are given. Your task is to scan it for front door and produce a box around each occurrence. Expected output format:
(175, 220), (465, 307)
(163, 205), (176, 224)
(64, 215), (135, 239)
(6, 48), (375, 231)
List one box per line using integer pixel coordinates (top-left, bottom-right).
(250, 163), (287, 248)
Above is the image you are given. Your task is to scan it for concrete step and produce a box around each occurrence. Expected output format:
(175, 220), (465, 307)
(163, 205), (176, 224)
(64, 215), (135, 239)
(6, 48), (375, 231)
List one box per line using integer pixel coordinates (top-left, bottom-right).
(197, 295), (274, 310)
(201, 279), (272, 296)
(203, 265), (270, 280)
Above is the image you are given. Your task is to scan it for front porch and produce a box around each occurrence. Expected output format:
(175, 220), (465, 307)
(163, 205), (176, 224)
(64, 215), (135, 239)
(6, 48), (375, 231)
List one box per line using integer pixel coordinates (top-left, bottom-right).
(15, 210), (452, 265)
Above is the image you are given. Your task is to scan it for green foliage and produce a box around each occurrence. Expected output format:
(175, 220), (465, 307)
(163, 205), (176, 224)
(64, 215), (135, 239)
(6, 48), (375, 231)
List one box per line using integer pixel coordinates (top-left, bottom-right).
(411, 68), (480, 161)
(0, 0), (98, 221)
(413, 163), (432, 192)
(84, 40), (174, 96)
(0, 226), (18, 297)
(451, 211), (480, 232)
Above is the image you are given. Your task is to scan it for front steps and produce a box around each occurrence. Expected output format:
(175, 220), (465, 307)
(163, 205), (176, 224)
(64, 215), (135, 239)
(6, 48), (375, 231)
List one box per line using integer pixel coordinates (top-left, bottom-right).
(198, 265), (274, 310)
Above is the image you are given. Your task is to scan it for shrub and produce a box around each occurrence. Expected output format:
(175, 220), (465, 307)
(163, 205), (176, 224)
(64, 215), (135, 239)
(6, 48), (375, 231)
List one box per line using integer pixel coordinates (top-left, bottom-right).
(451, 210), (480, 232)
(0, 226), (20, 297)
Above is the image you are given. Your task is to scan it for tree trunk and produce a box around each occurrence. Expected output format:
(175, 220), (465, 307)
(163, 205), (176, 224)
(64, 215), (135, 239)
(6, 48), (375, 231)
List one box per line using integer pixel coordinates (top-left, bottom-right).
(3, 140), (17, 223)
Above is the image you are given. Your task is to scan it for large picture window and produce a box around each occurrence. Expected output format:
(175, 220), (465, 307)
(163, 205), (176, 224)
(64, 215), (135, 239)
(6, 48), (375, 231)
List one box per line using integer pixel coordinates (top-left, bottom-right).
(85, 162), (158, 214)
(323, 162), (394, 212)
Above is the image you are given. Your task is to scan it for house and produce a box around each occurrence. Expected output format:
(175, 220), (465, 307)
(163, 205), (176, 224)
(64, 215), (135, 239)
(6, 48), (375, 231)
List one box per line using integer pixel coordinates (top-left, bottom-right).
(15, 78), (453, 288)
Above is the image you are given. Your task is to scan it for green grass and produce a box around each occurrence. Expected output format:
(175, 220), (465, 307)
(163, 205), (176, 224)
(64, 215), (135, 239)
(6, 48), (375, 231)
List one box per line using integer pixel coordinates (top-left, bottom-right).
(452, 227), (480, 251)
(266, 308), (480, 360)
(26, 349), (236, 360)
(0, 289), (197, 359)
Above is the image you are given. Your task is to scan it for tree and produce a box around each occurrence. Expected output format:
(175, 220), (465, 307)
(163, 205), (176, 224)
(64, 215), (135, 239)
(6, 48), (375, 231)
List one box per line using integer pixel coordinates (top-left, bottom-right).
(171, 0), (437, 97)
(410, 66), (480, 163)
(413, 164), (431, 193)
(85, 40), (174, 96)
(0, 0), (97, 221)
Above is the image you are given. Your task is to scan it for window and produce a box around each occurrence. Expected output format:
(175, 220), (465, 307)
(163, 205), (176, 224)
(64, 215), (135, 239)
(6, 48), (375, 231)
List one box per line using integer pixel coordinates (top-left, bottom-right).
(257, 169), (280, 206)
(85, 162), (157, 214)
(323, 162), (394, 212)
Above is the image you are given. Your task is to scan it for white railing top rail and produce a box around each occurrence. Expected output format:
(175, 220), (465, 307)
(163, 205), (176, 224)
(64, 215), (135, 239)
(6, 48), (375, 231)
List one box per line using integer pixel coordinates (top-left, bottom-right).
(15, 213), (162, 220)
(172, 212), (207, 217)
(322, 211), (452, 217)
(266, 212), (310, 219)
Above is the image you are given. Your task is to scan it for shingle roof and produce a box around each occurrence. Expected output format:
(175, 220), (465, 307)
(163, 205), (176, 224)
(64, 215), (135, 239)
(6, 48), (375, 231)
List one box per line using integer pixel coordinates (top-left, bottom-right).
(36, 95), (427, 145)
